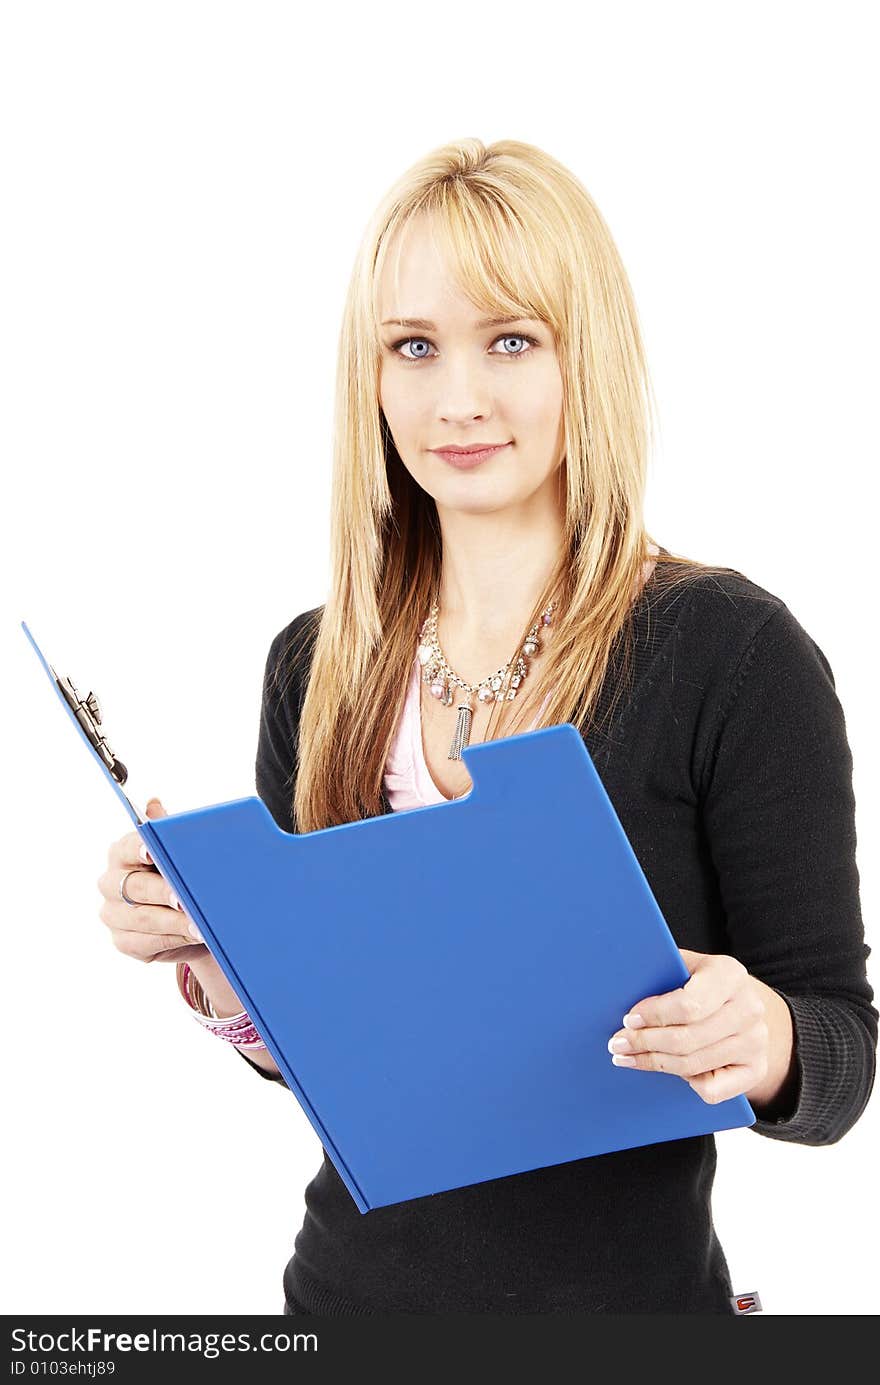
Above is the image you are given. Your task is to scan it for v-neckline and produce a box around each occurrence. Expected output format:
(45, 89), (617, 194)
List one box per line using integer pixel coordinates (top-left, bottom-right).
(381, 548), (679, 813)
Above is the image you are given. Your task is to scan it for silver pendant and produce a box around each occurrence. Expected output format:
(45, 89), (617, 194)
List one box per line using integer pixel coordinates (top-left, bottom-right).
(447, 699), (473, 760)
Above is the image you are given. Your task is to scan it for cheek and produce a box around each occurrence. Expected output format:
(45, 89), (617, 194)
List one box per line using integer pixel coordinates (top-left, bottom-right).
(509, 358), (563, 423)
(379, 371), (417, 434)
(539, 383), (565, 458)
(537, 361), (564, 418)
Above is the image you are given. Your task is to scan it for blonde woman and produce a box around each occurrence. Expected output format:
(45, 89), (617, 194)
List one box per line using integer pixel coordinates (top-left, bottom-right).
(99, 139), (876, 1315)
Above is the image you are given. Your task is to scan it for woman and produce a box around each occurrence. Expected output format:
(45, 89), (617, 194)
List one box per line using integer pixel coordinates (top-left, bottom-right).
(99, 138), (876, 1314)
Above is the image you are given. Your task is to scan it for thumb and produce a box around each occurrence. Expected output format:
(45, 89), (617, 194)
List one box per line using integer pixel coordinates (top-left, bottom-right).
(678, 948), (707, 976)
(139, 798), (168, 865)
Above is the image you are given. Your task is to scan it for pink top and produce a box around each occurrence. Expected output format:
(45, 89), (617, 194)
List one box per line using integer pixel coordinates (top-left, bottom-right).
(383, 652), (554, 809)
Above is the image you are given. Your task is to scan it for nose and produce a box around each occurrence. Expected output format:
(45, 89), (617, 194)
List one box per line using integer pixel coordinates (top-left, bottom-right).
(436, 366), (494, 425)
(439, 407), (489, 425)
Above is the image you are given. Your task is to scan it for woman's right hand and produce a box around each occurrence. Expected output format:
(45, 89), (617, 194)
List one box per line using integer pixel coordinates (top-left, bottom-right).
(97, 798), (208, 965)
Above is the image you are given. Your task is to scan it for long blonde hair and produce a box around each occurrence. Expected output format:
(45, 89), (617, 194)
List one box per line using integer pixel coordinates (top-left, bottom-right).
(286, 137), (735, 831)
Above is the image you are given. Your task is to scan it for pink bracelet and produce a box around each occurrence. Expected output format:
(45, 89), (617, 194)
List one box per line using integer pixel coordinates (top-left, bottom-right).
(177, 962), (268, 1050)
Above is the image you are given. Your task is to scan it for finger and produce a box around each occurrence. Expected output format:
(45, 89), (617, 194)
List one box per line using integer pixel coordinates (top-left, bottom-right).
(100, 893), (188, 937)
(109, 831), (151, 869)
(623, 952), (747, 1030)
(109, 927), (199, 963)
(108, 798), (167, 869)
(608, 996), (747, 1058)
(121, 862), (182, 913)
(97, 862), (183, 913)
(136, 797), (167, 865)
(688, 1065), (760, 1106)
(610, 1024), (768, 1082)
(103, 803), (174, 886)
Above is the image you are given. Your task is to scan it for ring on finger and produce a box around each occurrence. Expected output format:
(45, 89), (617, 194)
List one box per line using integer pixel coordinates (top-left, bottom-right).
(119, 869), (143, 907)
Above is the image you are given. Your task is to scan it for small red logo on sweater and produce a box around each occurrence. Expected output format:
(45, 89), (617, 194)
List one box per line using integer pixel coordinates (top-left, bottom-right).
(730, 1291), (763, 1314)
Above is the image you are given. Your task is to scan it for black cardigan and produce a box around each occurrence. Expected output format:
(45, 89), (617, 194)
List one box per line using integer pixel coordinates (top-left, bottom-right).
(241, 563), (877, 1315)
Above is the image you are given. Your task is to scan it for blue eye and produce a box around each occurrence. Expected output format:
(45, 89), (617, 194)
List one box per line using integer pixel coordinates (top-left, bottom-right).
(390, 333), (539, 363)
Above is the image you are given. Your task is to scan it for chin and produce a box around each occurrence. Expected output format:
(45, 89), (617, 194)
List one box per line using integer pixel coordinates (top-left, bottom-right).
(443, 491), (523, 517)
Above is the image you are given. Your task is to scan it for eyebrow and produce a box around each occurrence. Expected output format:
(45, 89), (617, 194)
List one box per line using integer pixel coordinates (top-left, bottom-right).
(380, 315), (538, 331)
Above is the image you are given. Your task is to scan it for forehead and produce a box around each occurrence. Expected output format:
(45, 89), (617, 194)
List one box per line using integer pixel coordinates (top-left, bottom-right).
(377, 218), (468, 317)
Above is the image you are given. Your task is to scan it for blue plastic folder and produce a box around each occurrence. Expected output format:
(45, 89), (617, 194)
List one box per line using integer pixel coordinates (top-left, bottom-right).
(23, 619), (755, 1213)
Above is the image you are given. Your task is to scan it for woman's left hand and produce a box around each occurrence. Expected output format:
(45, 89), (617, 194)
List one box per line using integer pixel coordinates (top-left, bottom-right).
(607, 948), (773, 1106)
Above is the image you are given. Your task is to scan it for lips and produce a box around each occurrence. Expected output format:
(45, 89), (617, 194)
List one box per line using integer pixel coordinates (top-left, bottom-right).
(431, 443), (510, 469)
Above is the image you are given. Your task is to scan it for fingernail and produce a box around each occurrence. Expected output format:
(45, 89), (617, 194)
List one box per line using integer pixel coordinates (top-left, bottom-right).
(612, 1054), (638, 1067)
(623, 1013), (645, 1029)
(187, 921), (203, 941)
(139, 844), (152, 864)
(608, 1036), (633, 1054)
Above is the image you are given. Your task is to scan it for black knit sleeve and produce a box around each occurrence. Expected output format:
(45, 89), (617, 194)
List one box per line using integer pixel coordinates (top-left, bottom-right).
(701, 602), (877, 1144)
(237, 608), (322, 1088)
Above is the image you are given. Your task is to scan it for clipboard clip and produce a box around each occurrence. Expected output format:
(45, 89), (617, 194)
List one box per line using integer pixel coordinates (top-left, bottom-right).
(53, 669), (129, 786)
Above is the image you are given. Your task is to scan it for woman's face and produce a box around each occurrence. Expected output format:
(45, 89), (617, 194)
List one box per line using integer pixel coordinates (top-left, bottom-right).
(378, 217), (565, 519)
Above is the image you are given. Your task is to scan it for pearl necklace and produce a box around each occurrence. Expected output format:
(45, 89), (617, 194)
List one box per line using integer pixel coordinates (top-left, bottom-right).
(417, 599), (556, 760)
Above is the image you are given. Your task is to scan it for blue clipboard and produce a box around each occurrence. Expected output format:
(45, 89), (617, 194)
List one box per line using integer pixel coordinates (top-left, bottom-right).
(23, 619), (755, 1213)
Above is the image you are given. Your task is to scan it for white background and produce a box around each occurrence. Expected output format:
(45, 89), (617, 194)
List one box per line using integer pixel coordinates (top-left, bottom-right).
(2, 0), (877, 1317)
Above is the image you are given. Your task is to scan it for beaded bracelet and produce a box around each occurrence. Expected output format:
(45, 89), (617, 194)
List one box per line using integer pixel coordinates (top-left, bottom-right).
(176, 962), (268, 1050)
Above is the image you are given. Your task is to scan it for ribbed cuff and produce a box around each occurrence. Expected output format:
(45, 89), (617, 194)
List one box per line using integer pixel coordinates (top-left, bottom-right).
(749, 990), (876, 1146)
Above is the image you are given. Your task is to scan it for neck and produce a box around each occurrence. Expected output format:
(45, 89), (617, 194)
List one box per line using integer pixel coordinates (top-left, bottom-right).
(435, 483), (565, 644)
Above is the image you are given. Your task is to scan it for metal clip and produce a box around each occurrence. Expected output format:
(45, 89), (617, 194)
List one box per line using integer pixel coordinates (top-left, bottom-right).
(53, 670), (129, 785)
